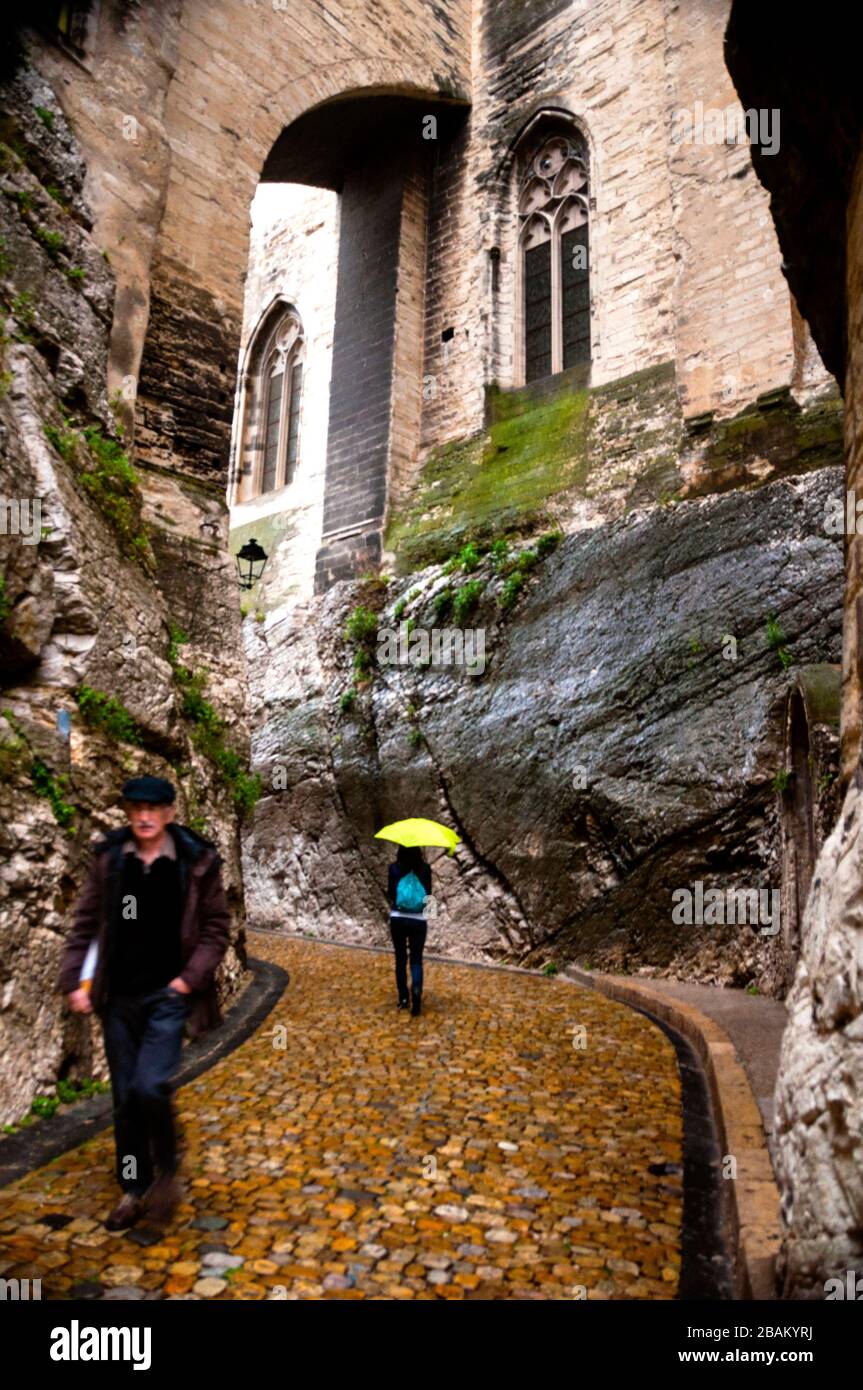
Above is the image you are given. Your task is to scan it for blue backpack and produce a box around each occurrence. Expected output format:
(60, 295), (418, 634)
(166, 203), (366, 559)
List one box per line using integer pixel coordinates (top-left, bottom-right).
(396, 870), (427, 913)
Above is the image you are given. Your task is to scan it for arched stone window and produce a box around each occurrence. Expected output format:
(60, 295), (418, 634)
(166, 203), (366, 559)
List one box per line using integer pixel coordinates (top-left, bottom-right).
(517, 128), (591, 383)
(239, 305), (305, 501)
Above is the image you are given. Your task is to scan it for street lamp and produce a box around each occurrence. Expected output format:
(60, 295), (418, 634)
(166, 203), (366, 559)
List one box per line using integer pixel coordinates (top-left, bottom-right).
(235, 537), (268, 590)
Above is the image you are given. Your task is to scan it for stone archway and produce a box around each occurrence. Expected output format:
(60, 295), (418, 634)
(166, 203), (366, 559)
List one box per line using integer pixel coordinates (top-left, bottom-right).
(228, 86), (469, 596)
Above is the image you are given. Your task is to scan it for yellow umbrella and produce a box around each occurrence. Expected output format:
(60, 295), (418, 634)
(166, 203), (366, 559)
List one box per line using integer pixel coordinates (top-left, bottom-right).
(375, 818), (461, 856)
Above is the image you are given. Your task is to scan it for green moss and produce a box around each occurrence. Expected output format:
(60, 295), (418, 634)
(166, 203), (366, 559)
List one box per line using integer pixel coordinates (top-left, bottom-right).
(385, 377), (590, 573)
(0, 711), (29, 780)
(43, 418), (155, 572)
(167, 624), (262, 815)
(0, 575), (11, 625)
(698, 386), (843, 484)
(34, 106), (55, 131)
(74, 684), (143, 746)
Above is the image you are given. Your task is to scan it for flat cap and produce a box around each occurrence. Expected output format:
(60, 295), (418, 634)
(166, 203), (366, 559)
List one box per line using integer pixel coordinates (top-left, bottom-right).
(120, 774), (176, 805)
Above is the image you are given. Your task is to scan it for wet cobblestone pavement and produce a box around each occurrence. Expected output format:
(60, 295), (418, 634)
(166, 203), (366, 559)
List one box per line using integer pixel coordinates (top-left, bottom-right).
(0, 935), (684, 1299)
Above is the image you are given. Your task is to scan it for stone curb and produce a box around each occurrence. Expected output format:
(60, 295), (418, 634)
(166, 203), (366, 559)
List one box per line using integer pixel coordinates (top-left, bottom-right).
(564, 967), (781, 1300)
(0, 957), (289, 1191)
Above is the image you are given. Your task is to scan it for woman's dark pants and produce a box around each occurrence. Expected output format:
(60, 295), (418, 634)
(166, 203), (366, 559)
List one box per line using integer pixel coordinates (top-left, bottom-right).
(390, 918), (427, 1003)
(103, 987), (190, 1196)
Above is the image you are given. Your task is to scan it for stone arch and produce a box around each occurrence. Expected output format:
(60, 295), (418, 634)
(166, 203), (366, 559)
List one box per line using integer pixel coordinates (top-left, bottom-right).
(243, 84), (468, 591)
(134, 39), (469, 487)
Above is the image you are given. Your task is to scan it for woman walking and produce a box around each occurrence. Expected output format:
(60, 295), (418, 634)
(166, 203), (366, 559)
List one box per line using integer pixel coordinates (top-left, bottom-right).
(388, 845), (432, 1016)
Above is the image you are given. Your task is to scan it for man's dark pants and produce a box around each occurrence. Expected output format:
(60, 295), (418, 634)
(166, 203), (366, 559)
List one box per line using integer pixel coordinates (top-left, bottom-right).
(103, 987), (191, 1197)
(390, 918), (427, 1002)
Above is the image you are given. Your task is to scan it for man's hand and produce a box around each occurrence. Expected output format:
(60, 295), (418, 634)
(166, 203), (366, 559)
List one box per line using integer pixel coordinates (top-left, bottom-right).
(167, 976), (192, 995)
(68, 988), (92, 1014)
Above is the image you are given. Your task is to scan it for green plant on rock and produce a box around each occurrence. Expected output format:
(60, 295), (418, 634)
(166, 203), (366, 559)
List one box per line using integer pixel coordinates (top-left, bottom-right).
(11, 289), (36, 336)
(408, 726), (423, 748)
(489, 538), (509, 570)
(393, 597), (407, 622)
(765, 614), (793, 670)
(79, 424), (155, 573)
(74, 684), (143, 746)
(35, 226), (64, 258)
(29, 1094), (59, 1119)
(499, 571), (525, 611)
(535, 529), (563, 557)
(339, 686), (357, 715)
(55, 1077), (109, 1103)
(167, 623), (262, 816)
(516, 548), (539, 574)
(772, 768), (791, 794)
(542, 961), (559, 977)
(432, 587), (452, 621)
(452, 579), (484, 626)
(358, 572), (390, 593)
(31, 757), (75, 830)
(34, 106), (55, 131)
(43, 416), (78, 462)
(444, 541), (482, 575)
(345, 605), (379, 645)
(0, 575), (11, 625)
(64, 266), (85, 285)
(0, 710), (29, 780)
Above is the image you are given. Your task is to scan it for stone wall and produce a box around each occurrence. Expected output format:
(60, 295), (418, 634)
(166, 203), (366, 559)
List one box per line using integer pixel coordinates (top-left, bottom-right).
(0, 65), (250, 1127)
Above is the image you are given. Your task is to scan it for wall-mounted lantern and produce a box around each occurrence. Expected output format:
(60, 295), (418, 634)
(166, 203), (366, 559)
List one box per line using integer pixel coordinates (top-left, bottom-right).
(235, 537), (268, 590)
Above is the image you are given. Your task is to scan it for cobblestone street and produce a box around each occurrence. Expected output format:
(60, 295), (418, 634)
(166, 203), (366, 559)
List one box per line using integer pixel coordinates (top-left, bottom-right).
(0, 936), (683, 1300)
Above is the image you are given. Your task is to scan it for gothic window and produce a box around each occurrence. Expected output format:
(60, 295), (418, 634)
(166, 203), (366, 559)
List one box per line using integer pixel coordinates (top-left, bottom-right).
(518, 131), (591, 383)
(247, 309), (304, 499)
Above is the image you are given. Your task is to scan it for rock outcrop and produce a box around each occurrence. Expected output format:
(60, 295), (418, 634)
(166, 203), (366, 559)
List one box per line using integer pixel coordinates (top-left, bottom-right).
(243, 466), (842, 991)
(0, 68), (251, 1127)
(774, 774), (863, 1296)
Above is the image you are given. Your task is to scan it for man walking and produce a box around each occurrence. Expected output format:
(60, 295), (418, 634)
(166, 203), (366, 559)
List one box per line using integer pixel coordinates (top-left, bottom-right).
(59, 775), (231, 1231)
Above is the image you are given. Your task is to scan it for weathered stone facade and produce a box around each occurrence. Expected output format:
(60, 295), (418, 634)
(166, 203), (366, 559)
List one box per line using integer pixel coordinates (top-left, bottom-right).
(228, 0), (836, 609)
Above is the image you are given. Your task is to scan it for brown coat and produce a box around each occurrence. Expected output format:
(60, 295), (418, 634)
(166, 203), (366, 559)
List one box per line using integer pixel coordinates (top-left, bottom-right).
(58, 823), (232, 1040)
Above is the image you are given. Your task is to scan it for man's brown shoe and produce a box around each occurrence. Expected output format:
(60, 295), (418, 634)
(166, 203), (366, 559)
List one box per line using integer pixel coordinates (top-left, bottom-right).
(105, 1193), (143, 1231)
(142, 1172), (182, 1224)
